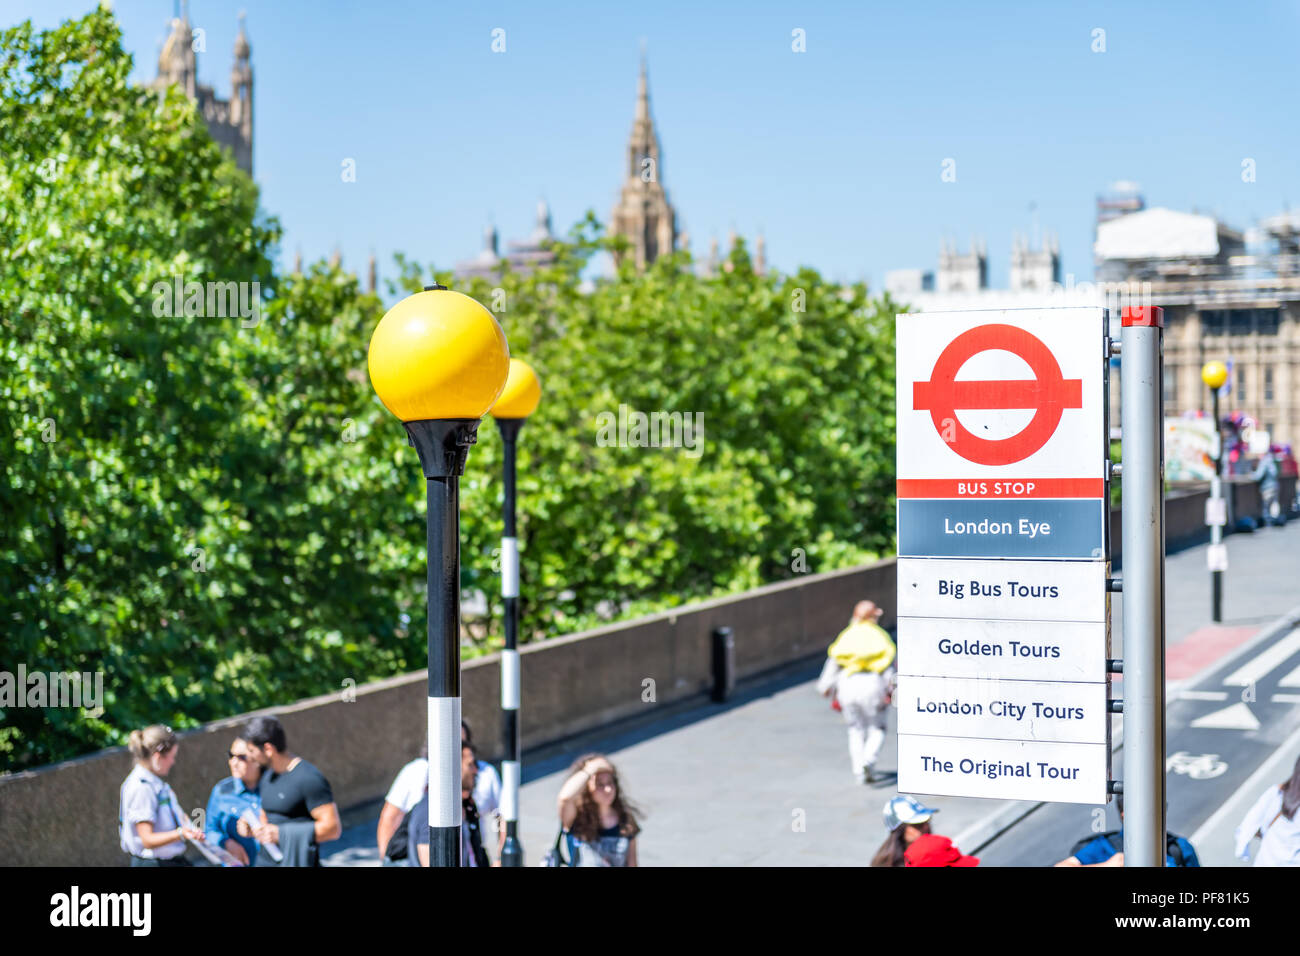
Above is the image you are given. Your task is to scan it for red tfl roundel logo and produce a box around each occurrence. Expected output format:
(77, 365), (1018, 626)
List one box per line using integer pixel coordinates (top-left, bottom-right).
(912, 324), (1083, 466)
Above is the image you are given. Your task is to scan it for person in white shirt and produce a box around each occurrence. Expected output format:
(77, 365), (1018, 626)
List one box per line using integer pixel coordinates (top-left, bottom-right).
(1234, 754), (1300, 866)
(376, 720), (503, 861)
(118, 724), (205, 866)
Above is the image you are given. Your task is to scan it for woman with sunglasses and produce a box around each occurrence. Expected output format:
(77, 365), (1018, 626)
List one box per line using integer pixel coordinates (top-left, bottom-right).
(556, 753), (642, 867)
(203, 737), (265, 865)
(118, 724), (204, 866)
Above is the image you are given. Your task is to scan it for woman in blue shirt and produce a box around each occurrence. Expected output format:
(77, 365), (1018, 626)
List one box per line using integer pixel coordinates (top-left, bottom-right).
(203, 736), (263, 866)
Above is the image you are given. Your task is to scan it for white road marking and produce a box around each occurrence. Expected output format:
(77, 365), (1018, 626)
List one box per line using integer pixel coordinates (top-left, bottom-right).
(1179, 690), (1228, 701)
(1271, 694), (1300, 704)
(1221, 628), (1300, 687)
(1189, 702), (1261, 731)
(1278, 663), (1300, 688)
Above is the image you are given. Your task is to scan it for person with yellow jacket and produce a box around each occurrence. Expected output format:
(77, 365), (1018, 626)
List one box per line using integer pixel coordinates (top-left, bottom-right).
(817, 601), (896, 784)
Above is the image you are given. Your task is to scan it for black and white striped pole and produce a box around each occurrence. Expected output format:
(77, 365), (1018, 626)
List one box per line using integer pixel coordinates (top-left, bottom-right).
(368, 284), (510, 867)
(489, 358), (542, 868)
(1202, 361), (1228, 623)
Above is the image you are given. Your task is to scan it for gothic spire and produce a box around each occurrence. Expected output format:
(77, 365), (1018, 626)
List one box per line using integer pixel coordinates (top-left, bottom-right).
(234, 10), (250, 60)
(609, 50), (677, 270)
(636, 48), (649, 122)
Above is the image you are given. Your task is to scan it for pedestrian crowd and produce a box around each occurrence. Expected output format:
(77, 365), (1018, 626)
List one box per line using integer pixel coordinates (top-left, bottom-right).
(118, 715), (341, 867)
(118, 599), (1300, 867)
(117, 713), (641, 867)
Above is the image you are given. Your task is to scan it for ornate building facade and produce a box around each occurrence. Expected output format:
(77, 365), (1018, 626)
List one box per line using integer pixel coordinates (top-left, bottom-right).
(454, 202), (558, 280)
(883, 205), (1300, 446)
(151, 6), (253, 176)
(1096, 207), (1300, 448)
(1009, 232), (1060, 291)
(609, 59), (678, 270)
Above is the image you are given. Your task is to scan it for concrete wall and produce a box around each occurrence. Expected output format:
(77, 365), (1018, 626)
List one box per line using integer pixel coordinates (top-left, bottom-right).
(0, 558), (895, 866)
(6, 480), (1288, 866)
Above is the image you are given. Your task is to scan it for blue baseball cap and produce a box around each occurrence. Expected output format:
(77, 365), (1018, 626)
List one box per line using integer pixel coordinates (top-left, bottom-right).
(884, 795), (938, 831)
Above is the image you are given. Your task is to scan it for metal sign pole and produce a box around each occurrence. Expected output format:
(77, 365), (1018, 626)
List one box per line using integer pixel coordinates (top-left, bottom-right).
(1120, 305), (1166, 867)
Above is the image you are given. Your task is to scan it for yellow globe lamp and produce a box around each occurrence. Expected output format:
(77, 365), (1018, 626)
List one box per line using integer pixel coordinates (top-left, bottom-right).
(1201, 360), (1228, 391)
(366, 283), (510, 868)
(491, 358), (542, 420)
(368, 285), (509, 422)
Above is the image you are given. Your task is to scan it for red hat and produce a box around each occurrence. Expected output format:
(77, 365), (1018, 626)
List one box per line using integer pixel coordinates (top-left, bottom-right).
(904, 833), (979, 867)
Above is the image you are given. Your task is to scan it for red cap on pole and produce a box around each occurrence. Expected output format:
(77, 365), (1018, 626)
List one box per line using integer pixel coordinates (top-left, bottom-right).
(1121, 306), (1164, 328)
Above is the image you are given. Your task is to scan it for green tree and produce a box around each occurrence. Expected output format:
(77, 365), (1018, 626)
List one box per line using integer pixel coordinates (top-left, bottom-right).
(1, 10), (898, 770)
(398, 219), (898, 647)
(0, 10), (416, 768)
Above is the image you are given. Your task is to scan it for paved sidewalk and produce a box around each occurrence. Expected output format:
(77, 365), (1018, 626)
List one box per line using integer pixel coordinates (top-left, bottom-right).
(324, 519), (1300, 867)
(513, 660), (998, 867)
(324, 657), (1004, 867)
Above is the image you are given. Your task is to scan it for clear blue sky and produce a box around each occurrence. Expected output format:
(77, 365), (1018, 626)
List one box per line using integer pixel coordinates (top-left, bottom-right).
(12, 1), (1300, 291)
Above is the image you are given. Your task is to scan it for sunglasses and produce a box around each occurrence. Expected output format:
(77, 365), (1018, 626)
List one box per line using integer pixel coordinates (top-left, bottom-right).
(227, 752), (252, 762)
(592, 774), (616, 788)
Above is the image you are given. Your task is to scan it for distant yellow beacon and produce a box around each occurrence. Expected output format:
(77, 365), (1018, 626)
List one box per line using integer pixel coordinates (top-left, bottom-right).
(491, 358), (542, 420)
(1201, 361), (1228, 391)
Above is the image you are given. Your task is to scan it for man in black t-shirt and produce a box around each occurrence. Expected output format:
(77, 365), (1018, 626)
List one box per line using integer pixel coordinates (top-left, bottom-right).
(238, 716), (341, 866)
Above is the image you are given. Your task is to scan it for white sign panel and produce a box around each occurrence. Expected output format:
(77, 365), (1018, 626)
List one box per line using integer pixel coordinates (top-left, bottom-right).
(898, 558), (1108, 623)
(898, 735), (1109, 804)
(896, 308), (1107, 491)
(895, 307), (1113, 804)
(896, 675), (1108, 744)
(897, 617), (1109, 682)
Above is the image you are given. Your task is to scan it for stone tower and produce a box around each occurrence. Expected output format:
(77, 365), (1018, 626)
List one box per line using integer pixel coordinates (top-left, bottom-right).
(152, 4), (253, 176)
(936, 237), (988, 293)
(1009, 231), (1060, 291)
(610, 56), (677, 270)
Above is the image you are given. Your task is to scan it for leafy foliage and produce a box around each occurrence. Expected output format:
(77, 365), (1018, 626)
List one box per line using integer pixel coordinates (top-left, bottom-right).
(404, 223), (898, 644)
(1, 10), (896, 769)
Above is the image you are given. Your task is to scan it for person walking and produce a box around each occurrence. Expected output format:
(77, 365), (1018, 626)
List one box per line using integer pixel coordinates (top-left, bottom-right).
(1252, 448), (1282, 526)
(1234, 753), (1300, 866)
(871, 795), (940, 867)
(118, 724), (204, 866)
(818, 600), (896, 784)
(407, 741), (490, 867)
(556, 753), (642, 867)
(379, 721), (504, 863)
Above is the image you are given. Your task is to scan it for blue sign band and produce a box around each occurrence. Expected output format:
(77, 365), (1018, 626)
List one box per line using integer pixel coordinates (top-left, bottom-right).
(899, 498), (1105, 559)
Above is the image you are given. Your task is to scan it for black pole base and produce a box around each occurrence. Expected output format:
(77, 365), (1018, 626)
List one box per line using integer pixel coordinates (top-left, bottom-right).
(429, 825), (461, 868)
(500, 830), (523, 868)
(405, 419), (481, 478)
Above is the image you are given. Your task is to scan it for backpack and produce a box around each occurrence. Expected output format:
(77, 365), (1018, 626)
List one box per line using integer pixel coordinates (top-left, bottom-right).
(384, 808), (413, 863)
(462, 796), (490, 868)
(540, 829), (572, 867)
(1070, 830), (1192, 866)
